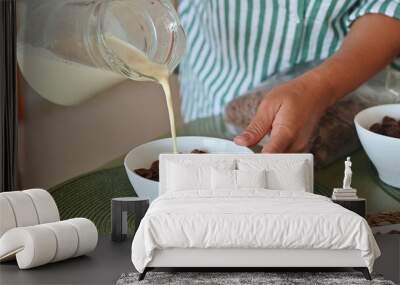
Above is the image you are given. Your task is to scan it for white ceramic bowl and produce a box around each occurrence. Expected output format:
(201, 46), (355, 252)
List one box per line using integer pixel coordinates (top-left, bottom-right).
(124, 136), (254, 202)
(354, 104), (400, 188)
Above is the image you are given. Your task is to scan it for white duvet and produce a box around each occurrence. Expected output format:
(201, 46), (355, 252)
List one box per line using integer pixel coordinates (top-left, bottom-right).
(131, 190), (380, 273)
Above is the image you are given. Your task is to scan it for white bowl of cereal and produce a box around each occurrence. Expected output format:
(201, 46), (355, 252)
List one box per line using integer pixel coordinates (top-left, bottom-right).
(124, 136), (253, 202)
(354, 104), (400, 188)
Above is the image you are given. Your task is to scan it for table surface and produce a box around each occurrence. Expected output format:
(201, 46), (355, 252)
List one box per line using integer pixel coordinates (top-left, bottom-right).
(0, 236), (133, 285)
(105, 115), (400, 214)
(2, 116), (399, 285)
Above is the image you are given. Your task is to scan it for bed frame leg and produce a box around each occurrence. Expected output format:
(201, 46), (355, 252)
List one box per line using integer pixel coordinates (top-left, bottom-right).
(354, 267), (371, 280)
(138, 268), (148, 281)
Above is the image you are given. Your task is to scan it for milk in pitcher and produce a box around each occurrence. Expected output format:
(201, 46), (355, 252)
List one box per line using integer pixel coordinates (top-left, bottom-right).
(17, 45), (125, 106)
(18, 36), (179, 153)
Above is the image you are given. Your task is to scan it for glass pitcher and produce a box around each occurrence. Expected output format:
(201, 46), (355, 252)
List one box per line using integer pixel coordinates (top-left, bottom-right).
(17, 0), (186, 105)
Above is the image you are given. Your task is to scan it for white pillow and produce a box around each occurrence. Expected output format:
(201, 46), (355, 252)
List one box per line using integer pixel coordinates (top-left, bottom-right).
(166, 159), (235, 192)
(267, 163), (307, 191)
(167, 162), (210, 191)
(237, 159), (308, 191)
(236, 169), (267, 189)
(211, 169), (236, 190)
(211, 169), (267, 190)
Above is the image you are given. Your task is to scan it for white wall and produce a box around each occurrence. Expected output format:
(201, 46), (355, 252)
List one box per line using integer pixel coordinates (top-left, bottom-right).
(18, 75), (182, 189)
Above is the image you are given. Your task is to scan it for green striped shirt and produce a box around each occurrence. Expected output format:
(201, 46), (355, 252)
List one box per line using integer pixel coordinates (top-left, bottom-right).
(178, 0), (400, 122)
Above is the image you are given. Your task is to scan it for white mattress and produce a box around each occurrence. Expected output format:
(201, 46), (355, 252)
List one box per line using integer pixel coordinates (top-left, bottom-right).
(131, 190), (380, 273)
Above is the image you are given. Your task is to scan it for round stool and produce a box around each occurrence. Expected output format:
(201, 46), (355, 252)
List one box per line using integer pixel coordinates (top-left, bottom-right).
(111, 197), (149, 242)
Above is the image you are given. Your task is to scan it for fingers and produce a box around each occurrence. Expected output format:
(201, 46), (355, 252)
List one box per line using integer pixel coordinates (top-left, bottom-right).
(286, 139), (311, 153)
(285, 121), (319, 153)
(234, 105), (274, 147)
(262, 125), (294, 153)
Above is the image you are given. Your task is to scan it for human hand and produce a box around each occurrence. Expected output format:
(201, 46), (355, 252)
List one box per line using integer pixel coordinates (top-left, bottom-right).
(234, 75), (333, 153)
(236, 13), (400, 153)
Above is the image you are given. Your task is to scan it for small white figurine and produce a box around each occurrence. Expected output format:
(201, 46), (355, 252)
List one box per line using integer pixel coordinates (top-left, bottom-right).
(342, 157), (352, 189)
(332, 157), (357, 199)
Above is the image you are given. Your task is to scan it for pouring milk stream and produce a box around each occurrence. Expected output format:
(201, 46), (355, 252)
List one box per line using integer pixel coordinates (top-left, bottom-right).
(17, 0), (185, 154)
(104, 36), (178, 154)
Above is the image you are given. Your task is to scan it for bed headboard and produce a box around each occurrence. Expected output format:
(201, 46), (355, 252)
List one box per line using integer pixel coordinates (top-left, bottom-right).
(159, 154), (314, 195)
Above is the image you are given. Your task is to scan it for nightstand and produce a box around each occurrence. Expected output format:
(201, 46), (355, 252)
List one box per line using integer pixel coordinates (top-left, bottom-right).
(332, 198), (366, 218)
(111, 197), (149, 242)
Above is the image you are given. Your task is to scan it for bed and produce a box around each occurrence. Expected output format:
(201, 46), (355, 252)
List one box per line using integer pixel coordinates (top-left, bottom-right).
(131, 154), (380, 281)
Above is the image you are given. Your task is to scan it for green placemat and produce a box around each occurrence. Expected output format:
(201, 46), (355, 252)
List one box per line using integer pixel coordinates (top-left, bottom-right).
(48, 164), (333, 234)
(49, 151), (399, 234)
(49, 166), (137, 234)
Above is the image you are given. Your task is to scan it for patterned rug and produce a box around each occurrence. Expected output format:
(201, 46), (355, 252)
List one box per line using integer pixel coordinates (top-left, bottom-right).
(116, 271), (394, 285)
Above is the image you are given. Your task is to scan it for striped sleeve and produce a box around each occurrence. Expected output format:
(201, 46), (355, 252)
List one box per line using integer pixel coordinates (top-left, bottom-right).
(346, 0), (400, 24)
(346, 0), (400, 70)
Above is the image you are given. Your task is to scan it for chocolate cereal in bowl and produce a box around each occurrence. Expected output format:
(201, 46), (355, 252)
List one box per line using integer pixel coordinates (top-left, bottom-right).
(354, 104), (400, 188)
(124, 136), (253, 202)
